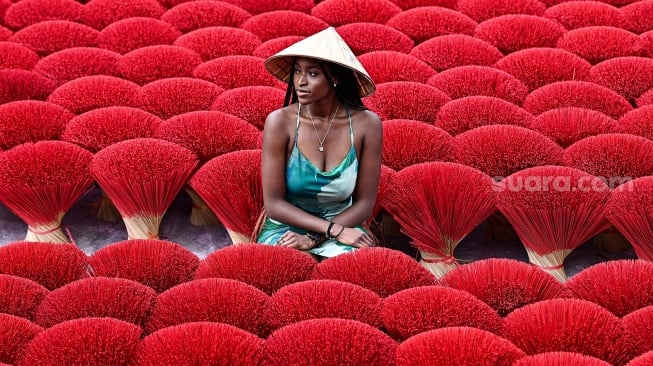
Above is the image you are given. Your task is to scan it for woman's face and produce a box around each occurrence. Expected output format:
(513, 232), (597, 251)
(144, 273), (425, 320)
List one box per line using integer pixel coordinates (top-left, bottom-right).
(293, 57), (334, 104)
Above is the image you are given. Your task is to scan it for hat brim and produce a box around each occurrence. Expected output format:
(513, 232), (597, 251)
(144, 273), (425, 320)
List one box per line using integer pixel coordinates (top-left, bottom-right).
(265, 55), (376, 97)
(263, 27), (376, 97)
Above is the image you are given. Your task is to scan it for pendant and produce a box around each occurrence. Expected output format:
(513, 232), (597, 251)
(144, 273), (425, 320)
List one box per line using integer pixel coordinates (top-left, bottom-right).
(319, 146), (324, 152)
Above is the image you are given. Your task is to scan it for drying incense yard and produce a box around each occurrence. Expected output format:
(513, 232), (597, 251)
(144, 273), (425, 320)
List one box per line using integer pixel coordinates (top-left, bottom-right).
(1, 0), (653, 364)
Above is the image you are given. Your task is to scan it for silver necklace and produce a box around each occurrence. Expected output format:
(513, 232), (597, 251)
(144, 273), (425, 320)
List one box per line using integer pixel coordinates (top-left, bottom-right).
(307, 103), (340, 152)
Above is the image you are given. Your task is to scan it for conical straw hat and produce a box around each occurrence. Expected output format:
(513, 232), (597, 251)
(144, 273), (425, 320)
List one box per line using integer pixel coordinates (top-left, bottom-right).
(265, 27), (376, 97)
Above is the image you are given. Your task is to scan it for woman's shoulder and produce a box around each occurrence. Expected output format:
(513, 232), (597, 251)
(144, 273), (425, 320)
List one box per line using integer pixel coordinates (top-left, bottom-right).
(264, 104), (299, 131)
(350, 106), (382, 132)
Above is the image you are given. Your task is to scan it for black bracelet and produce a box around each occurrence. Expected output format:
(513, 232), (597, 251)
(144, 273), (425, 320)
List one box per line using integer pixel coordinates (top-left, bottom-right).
(326, 220), (336, 239)
(333, 224), (345, 238)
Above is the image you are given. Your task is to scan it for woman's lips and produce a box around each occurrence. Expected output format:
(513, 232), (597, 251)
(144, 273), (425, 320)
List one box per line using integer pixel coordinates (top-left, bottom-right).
(296, 90), (310, 97)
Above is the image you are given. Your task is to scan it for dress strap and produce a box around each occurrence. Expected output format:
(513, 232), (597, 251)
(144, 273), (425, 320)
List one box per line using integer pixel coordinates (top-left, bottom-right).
(345, 104), (354, 145)
(295, 103), (302, 146)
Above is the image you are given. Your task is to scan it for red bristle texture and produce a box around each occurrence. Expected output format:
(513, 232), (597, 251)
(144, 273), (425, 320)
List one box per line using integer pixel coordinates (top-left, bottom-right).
(387, 0), (457, 10)
(370, 165), (395, 224)
(118, 45), (202, 85)
(88, 239), (199, 293)
(139, 77), (224, 119)
(252, 35), (304, 59)
(358, 51), (436, 84)
(496, 166), (611, 280)
(82, 0), (165, 30)
(3, 0), (84, 29)
(194, 243), (316, 295)
(0, 242), (90, 290)
(0, 274), (49, 320)
(0, 100), (73, 150)
(0, 314), (43, 365)
(495, 48), (592, 91)
(90, 138), (198, 236)
(427, 65), (528, 105)
(363, 81), (450, 121)
(564, 133), (653, 182)
(474, 15), (565, 54)
(62, 106), (162, 152)
(523, 80), (633, 119)
(210, 86), (284, 129)
(0, 0), (9, 27)
(386, 6), (477, 44)
(382, 162), (496, 276)
(544, 1), (626, 30)
(502, 298), (639, 365)
(311, 0), (402, 26)
(584, 0), (639, 5)
(188, 149), (262, 239)
(619, 105), (653, 140)
(441, 258), (571, 317)
(193, 55), (284, 90)
(34, 47), (121, 86)
(312, 247), (436, 297)
(155, 111), (261, 163)
(396, 327), (525, 366)
(453, 125), (563, 178)
(457, 0), (546, 22)
(556, 26), (644, 64)
(336, 22), (414, 55)
(435, 96), (534, 136)
(34, 277), (155, 328)
(265, 318), (397, 366)
(160, 0), (252, 33)
(623, 306), (653, 354)
(627, 352), (653, 366)
(8, 20), (99, 56)
(638, 88), (653, 107)
(513, 352), (613, 366)
(622, 0), (653, 34)
(381, 120), (453, 171)
(241, 11), (327, 42)
(0, 41), (39, 70)
(219, 0), (314, 14)
(566, 260), (653, 318)
(606, 176), (653, 261)
(0, 141), (94, 241)
(134, 322), (265, 366)
(173, 26), (261, 61)
(46, 75), (141, 115)
(145, 278), (270, 336)
(20, 317), (141, 366)
(0, 69), (56, 104)
(530, 107), (621, 147)
(383, 286), (503, 340)
(267, 279), (383, 329)
(589, 57), (653, 102)
(97, 17), (182, 55)
(0, 26), (12, 41)
(410, 34), (503, 71)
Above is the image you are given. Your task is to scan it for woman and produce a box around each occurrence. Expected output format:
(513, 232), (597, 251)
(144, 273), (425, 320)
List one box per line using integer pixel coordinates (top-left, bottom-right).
(256, 27), (382, 258)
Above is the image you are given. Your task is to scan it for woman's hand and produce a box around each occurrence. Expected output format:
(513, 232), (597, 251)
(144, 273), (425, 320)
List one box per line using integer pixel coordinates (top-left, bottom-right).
(332, 225), (374, 248)
(277, 231), (316, 251)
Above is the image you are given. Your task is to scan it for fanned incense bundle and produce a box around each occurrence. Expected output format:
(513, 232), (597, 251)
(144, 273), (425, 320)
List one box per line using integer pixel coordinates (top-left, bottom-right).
(0, 141), (94, 242)
(63, 106), (163, 222)
(0, 314), (43, 365)
(134, 323), (265, 366)
(382, 162), (496, 277)
(155, 111), (261, 226)
(386, 7), (476, 44)
(189, 149), (262, 243)
(97, 17), (181, 54)
(160, 1), (252, 33)
(496, 166), (611, 281)
(474, 15), (565, 54)
(90, 138), (198, 240)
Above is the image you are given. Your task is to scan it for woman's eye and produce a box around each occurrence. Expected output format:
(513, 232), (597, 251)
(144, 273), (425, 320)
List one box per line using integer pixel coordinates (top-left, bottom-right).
(309, 72), (318, 76)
